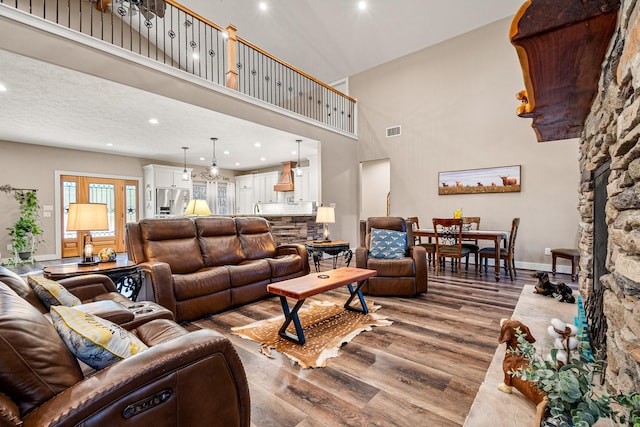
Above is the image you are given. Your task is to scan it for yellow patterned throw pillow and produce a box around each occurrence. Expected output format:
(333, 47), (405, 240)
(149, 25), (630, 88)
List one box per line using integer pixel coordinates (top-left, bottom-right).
(28, 275), (82, 308)
(50, 306), (148, 370)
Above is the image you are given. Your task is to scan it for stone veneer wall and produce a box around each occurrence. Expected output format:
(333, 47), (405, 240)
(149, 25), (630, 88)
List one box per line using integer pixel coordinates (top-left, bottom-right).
(579, 0), (640, 393)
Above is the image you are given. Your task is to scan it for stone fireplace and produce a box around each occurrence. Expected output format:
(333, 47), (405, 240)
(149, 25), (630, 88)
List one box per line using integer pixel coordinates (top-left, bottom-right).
(578, 0), (640, 393)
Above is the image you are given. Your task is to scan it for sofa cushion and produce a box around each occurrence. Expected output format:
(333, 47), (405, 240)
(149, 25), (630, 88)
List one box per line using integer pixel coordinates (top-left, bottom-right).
(0, 266), (47, 313)
(195, 217), (246, 266)
(27, 275), (82, 309)
(0, 284), (83, 416)
(227, 260), (271, 287)
(172, 267), (230, 301)
(235, 217), (277, 259)
(267, 255), (306, 279)
(368, 228), (407, 259)
(366, 257), (415, 276)
(140, 218), (205, 274)
(51, 306), (148, 370)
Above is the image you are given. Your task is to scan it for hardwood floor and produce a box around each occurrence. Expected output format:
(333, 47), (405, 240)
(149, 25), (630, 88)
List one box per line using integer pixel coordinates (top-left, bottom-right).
(188, 264), (542, 427)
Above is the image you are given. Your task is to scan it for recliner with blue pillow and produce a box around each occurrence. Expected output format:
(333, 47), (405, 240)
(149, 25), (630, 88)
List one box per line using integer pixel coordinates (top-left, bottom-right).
(355, 217), (428, 296)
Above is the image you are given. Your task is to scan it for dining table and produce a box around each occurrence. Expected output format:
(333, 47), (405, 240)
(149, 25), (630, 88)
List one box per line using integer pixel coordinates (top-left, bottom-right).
(414, 228), (511, 282)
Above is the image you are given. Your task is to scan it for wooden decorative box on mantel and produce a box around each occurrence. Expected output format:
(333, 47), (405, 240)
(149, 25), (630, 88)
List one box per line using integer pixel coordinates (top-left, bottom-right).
(510, 0), (620, 142)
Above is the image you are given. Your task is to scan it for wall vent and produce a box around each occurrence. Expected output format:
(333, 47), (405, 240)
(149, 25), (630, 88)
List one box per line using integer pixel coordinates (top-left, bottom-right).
(386, 125), (401, 138)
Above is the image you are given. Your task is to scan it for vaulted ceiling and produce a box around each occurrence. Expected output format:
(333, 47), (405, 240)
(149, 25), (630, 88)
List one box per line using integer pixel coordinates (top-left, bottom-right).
(0, 1), (524, 170)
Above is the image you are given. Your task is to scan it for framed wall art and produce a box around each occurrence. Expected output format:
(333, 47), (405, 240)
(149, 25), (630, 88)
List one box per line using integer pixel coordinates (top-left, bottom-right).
(438, 165), (521, 195)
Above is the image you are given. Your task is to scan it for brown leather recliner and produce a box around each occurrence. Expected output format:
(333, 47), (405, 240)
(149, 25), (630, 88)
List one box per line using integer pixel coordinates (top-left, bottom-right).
(355, 217), (428, 296)
(0, 280), (251, 427)
(0, 266), (173, 330)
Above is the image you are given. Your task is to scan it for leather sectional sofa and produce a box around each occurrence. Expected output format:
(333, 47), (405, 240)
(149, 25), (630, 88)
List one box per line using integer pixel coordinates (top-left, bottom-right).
(126, 216), (310, 322)
(0, 268), (251, 426)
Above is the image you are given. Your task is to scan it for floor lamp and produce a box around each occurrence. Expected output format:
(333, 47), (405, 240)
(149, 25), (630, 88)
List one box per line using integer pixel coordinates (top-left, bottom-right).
(67, 203), (109, 266)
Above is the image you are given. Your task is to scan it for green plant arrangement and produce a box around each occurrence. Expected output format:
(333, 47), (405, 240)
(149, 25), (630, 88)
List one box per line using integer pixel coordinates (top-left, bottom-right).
(6, 190), (43, 265)
(510, 328), (640, 427)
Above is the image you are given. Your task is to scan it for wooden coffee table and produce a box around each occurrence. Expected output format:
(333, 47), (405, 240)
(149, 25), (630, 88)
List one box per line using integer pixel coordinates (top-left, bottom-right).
(266, 267), (377, 345)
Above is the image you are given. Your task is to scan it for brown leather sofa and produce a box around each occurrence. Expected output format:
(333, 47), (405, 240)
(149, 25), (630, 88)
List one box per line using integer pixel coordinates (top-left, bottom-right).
(0, 279), (250, 426)
(355, 217), (428, 296)
(126, 216), (310, 322)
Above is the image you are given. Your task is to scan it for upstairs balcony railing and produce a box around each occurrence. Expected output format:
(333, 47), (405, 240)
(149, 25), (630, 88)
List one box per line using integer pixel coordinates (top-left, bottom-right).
(0, 0), (356, 134)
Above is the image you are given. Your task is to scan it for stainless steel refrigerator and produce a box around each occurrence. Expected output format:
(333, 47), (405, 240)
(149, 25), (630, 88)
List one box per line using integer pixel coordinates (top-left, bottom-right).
(155, 188), (190, 217)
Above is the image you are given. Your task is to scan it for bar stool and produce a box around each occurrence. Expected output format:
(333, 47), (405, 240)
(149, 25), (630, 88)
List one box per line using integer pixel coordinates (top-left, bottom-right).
(551, 248), (580, 281)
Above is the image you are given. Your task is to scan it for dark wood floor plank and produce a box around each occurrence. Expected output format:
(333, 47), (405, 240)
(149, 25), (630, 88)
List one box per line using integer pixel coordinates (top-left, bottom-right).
(195, 263), (531, 426)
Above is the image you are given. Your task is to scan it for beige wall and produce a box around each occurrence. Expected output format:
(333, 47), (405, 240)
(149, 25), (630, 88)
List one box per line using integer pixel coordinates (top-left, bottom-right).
(350, 17), (581, 269)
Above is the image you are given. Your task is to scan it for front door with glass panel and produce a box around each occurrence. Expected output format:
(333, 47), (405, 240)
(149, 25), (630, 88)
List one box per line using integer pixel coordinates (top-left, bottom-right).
(61, 176), (138, 257)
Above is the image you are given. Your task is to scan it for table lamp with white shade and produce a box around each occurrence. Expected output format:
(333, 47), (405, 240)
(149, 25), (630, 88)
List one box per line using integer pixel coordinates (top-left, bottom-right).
(66, 203), (109, 266)
(184, 199), (212, 216)
(315, 206), (335, 242)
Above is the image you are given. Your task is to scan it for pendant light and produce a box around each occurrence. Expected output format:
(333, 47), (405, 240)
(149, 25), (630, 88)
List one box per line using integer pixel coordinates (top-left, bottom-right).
(181, 146), (190, 181)
(294, 139), (303, 177)
(210, 137), (219, 176)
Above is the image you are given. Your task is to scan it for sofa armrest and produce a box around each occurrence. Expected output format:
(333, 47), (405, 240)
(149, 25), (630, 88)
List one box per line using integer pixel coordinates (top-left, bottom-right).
(23, 329), (251, 427)
(276, 243), (310, 274)
(355, 247), (368, 268)
(137, 261), (177, 317)
(408, 245), (428, 293)
(0, 391), (21, 427)
(58, 274), (118, 300)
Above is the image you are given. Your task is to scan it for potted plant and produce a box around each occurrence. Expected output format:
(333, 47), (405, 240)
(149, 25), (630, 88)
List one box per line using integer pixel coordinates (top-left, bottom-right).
(6, 190), (43, 264)
(510, 327), (640, 427)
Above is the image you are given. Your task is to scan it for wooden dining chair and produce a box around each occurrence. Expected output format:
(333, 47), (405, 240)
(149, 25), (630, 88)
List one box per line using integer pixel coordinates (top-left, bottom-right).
(406, 216), (435, 268)
(479, 218), (520, 281)
(432, 218), (471, 277)
(461, 216), (481, 272)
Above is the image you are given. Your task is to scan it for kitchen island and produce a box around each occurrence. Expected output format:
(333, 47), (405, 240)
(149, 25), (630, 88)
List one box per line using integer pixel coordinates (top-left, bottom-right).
(214, 214), (320, 245)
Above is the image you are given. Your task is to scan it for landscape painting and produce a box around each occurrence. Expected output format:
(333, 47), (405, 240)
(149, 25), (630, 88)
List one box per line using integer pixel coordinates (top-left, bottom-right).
(438, 165), (521, 195)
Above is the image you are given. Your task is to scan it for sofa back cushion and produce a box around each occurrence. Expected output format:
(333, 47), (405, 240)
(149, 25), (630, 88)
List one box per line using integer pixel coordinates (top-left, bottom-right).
(0, 266), (47, 313)
(195, 217), (246, 267)
(235, 217), (277, 259)
(139, 218), (204, 274)
(0, 284), (83, 416)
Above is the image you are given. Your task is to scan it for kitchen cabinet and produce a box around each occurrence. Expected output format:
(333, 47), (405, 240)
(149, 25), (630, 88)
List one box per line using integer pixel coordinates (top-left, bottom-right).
(234, 172), (278, 214)
(143, 164), (192, 218)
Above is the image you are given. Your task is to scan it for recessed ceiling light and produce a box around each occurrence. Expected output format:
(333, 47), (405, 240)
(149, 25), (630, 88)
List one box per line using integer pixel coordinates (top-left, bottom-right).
(148, 118), (159, 124)
(192, 53), (199, 60)
(235, 162), (240, 166)
(223, 150), (230, 155)
(254, 142), (261, 147)
(259, 2), (267, 11)
(291, 150), (297, 155)
(199, 156), (205, 161)
(106, 143), (114, 147)
(260, 157), (266, 161)
(358, 1), (367, 10)
(0, 84), (7, 92)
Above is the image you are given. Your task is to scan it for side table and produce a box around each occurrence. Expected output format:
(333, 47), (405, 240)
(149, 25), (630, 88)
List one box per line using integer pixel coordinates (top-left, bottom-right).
(43, 260), (144, 301)
(304, 240), (352, 272)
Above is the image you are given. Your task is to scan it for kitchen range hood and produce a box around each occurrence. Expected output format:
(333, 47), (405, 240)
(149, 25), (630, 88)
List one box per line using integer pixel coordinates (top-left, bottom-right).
(274, 161), (296, 191)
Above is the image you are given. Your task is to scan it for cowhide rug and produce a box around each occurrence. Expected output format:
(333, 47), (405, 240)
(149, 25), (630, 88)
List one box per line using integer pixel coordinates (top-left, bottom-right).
(231, 300), (392, 369)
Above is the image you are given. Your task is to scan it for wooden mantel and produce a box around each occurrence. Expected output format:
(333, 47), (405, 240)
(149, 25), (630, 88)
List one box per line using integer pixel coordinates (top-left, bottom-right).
(510, 0), (620, 142)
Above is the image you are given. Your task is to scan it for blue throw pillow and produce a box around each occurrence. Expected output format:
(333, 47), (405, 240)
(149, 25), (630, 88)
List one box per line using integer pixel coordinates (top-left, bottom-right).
(369, 228), (407, 259)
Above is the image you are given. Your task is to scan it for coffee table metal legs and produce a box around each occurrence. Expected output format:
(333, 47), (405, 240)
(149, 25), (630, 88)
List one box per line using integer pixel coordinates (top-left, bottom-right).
(277, 297), (307, 345)
(276, 280), (369, 345)
(344, 280), (368, 314)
